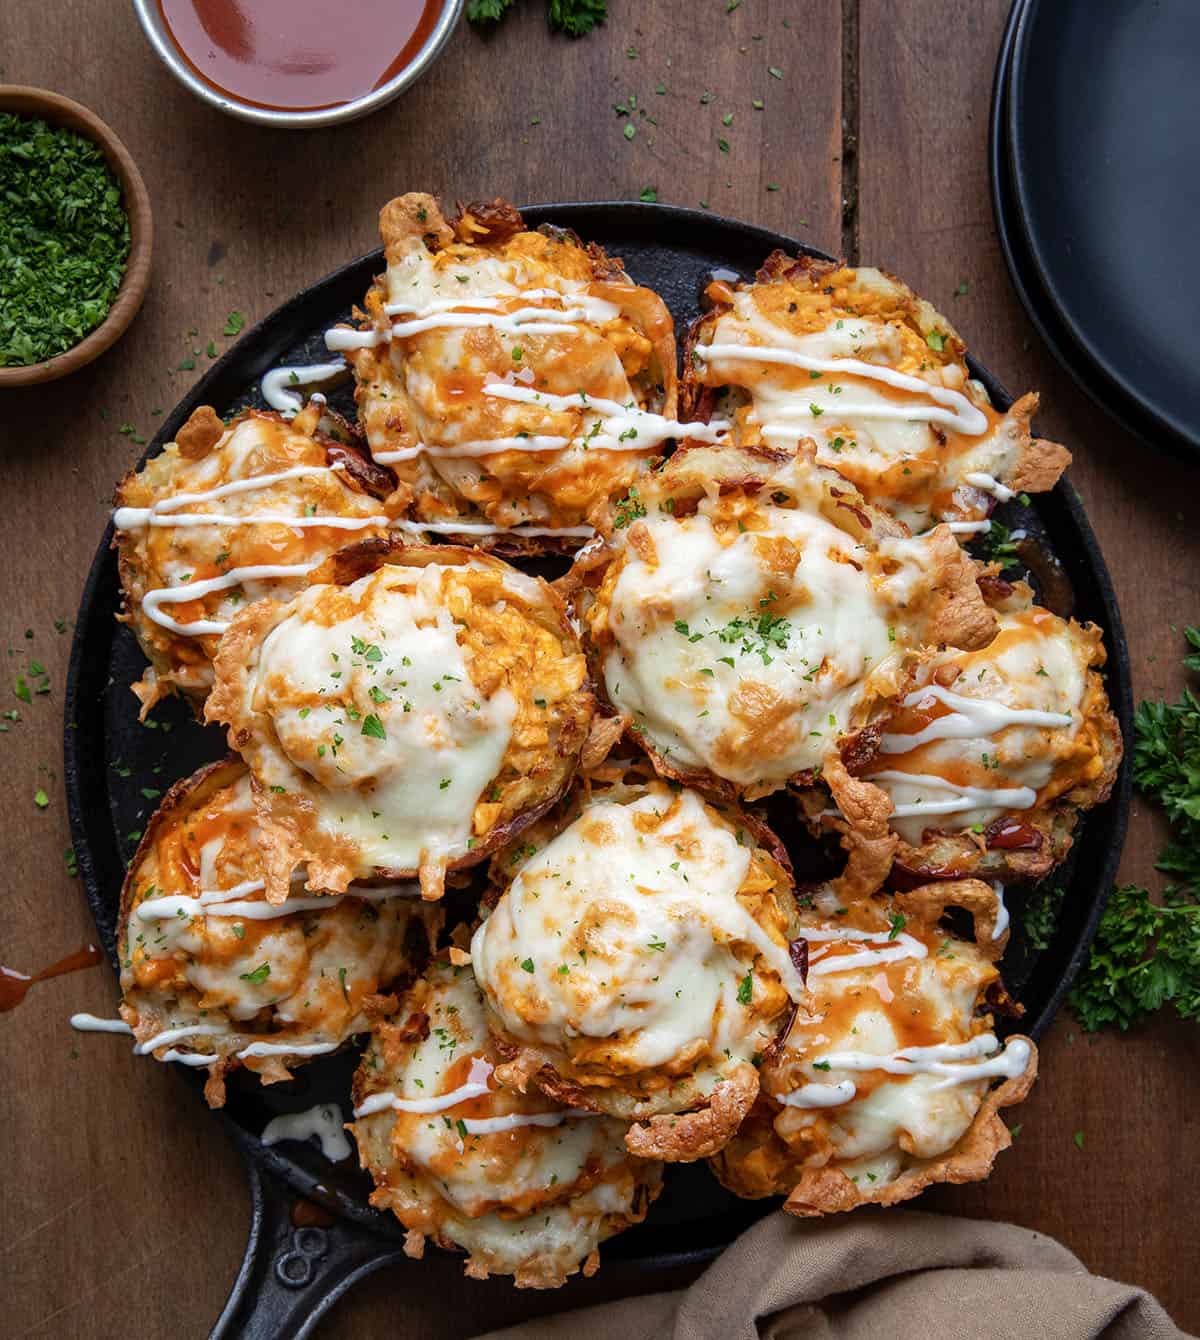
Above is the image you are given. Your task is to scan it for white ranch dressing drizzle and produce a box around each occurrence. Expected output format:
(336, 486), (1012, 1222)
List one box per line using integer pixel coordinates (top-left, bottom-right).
(880, 682), (1074, 753)
(115, 465), (348, 523)
(237, 1040), (341, 1059)
(964, 470), (1017, 502)
(779, 1080), (857, 1108)
(133, 1023), (226, 1054)
(782, 1034), (1031, 1108)
(868, 769), (1039, 818)
(70, 1013), (133, 1034)
(140, 562), (321, 636)
(68, 1012), (337, 1067)
(992, 883), (1010, 940)
(694, 342), (989, 435)
(804, 927), (929, 977)
(483, 379), (731, 448)
(388, 519), (595, 540)
(461, 1111), (566, 1135)
(135, 883), (417, 924)
(113, 509), (386, 532)
(388, 306), (592, 339)
(353, 1056), (494, 1118)
(945, 520), (992, 535)
(260, 361), (347, 416)
(261, 1103), (353, 1161)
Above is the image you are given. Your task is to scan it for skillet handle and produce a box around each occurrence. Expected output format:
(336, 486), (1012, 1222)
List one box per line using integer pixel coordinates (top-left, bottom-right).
(211, 1150), (407, 1340)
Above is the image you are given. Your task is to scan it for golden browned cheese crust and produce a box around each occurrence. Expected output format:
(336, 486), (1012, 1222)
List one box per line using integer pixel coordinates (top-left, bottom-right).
(682, 253), (1070, 534)
(206, 540), (594, 901)
(340, 192), (678, 552)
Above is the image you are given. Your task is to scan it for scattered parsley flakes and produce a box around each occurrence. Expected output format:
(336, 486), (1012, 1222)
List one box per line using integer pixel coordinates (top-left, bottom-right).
(520, 957), (535, 973)
(239, 962), (271, 985)
(925, 330), (947, 352)
(737, 970), (753, 1005)
(222, 310), (245, 337)
(34, 787), (49, 809)
(639, 187), (658, 203)
(361, 714), (387, 740)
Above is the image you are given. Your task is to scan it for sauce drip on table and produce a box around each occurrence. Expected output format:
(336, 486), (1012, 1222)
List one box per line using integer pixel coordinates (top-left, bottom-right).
(0, 943), (104, 1013)
(157, 0), (442, 111)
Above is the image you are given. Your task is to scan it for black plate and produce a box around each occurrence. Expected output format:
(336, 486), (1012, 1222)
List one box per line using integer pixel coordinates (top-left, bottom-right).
(1007, 0), (1200, 458)
(990, 0), (1169, 453)
(64, 202), (1133, 1337)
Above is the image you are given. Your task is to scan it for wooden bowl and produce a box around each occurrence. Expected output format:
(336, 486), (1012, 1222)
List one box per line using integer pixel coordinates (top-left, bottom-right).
(0, 86), (153, 388)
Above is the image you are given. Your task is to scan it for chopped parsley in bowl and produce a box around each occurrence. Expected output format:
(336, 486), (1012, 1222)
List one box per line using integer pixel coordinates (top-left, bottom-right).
(0, 88), (152, 386)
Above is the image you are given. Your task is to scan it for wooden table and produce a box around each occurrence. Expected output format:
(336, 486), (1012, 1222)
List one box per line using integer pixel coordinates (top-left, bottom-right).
(3, 2), (1199, 1335)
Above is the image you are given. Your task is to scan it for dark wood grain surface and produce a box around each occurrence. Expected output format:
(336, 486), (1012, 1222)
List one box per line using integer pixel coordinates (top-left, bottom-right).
(1, 2), (1197, 1336)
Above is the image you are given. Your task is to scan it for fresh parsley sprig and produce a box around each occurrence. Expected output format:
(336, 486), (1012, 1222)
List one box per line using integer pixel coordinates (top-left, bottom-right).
(1069, 627), (1200, 1030)
(467, 0), (606, 37)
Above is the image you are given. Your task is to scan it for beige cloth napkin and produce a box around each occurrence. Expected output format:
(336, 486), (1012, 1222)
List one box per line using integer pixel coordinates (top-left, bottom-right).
(477, 1209), (1191, 1340)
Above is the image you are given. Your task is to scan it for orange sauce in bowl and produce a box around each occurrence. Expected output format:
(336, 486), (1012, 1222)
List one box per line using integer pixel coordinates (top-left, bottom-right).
(157, 0), (442, 111)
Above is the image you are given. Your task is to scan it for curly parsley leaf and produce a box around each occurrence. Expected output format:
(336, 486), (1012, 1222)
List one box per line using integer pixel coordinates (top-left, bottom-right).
(1069, 627), (1200, 1030)
(468, 0), (605, 35)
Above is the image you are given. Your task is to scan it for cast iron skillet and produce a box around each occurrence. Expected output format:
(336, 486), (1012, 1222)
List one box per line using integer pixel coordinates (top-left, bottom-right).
(1007, 0), (1200, 459)
(63, 203), (1133, 1339)
(989, 0), (1170, 454)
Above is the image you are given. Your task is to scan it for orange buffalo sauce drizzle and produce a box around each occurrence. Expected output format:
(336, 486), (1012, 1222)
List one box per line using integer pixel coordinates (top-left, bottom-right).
(0, 944), (104, 1013)
(158, 0), (442, 111)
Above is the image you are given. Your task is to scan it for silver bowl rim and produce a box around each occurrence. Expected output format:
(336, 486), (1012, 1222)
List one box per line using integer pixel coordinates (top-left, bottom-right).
(131, 0), (464, 129)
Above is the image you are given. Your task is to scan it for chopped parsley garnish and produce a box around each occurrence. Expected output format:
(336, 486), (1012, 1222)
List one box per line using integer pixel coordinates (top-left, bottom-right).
(239, 962), (271, 985)
(361, 714), (386, 740)
(714, 608), (792, 664)
(888, 912), (906, 941)
(222, 310), (245, 337)
(612, 487), (647, 529)
(737, 970), (753, 1005)
(520, 957), (535, 973)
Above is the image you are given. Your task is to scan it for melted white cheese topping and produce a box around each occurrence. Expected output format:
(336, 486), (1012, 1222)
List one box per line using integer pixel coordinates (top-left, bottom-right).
(244, 563), (517, 875)
(601, 504), (906, 789)
(471, 787), (802, 1075)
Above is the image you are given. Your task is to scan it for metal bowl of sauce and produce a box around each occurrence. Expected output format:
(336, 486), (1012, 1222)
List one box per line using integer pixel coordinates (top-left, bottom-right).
(133, 0), (463, 128)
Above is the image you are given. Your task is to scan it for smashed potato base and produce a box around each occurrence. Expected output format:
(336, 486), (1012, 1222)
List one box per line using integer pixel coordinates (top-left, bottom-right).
(475, 770), (801, 1160)
(207, 541), (593, 902)
(118, 757), (436, 1108)
(351, 964), (661, 1287)
(114, 404), (393, 715)
(343, 192), (677, 548)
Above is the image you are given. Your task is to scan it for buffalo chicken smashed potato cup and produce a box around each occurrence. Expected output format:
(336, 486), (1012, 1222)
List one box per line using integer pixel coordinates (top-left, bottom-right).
(351, 962), (662, 1287)
(206, 541), (593, 903)
(576, 440), (996, 800)
(118, 758), (438, 1108)
(684, 254), (1070, 535)
(802, 590), (1122, 887)
(114, 404), (395, 716)
(471, 773), (805, 1160)
(336, 193), (689, 551)
(86, 200), (1116, 1288)
(710, 880), (1036, 1214)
